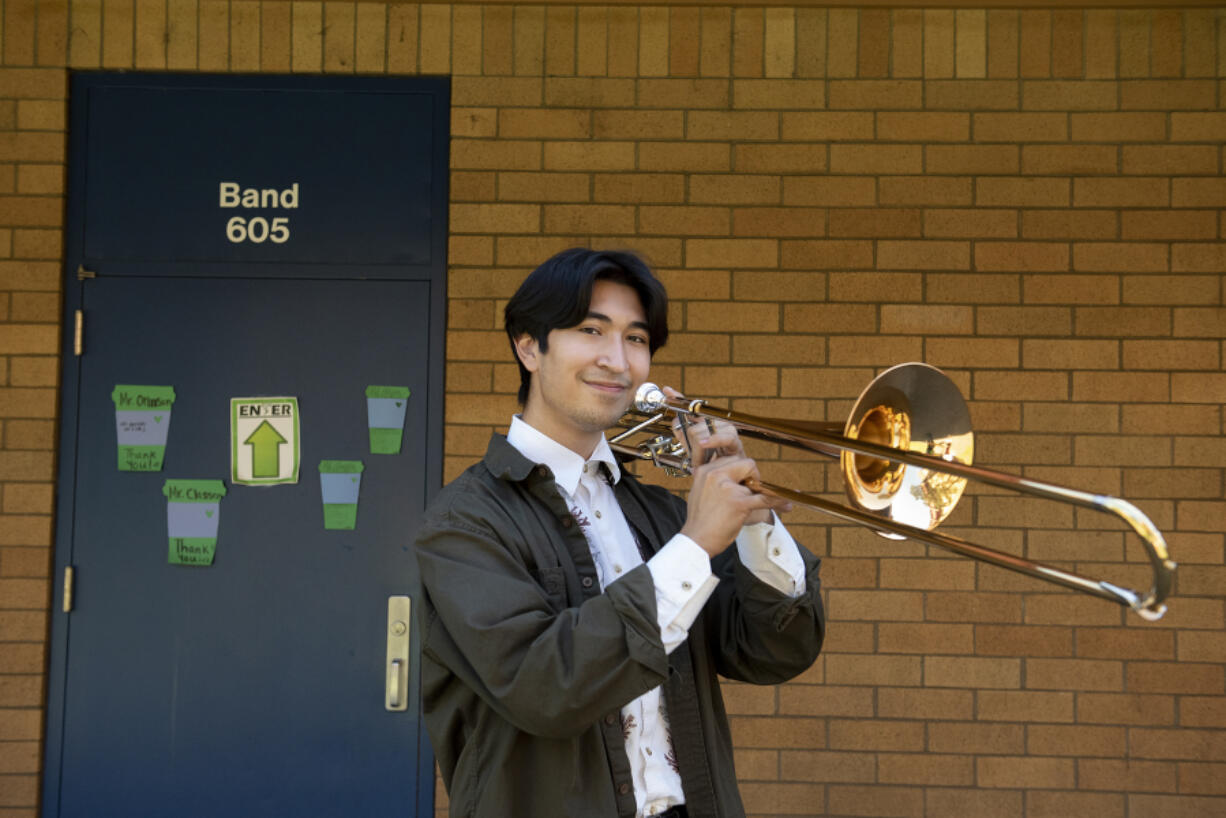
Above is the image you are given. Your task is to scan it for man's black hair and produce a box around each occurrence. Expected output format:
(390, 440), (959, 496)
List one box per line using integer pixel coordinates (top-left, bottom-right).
(504, 247), (669, 404)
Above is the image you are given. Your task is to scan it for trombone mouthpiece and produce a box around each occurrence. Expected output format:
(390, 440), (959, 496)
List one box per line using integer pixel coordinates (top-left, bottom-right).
(634, 383), (666, 413)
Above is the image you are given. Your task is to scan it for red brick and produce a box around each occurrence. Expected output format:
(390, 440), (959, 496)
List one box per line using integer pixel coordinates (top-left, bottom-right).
(827, 209), (920, 238)
(1122, 211), (1218, 241)
(926, 656), (1021, 689)
(1079, 759), (1176, 793)
(1024, 274), (1118, 305)
(1024, 80), (1116, 111)
(827, 785), (923, 818)
(829, 719), (924, 752)
(879, 623), (974, 654)
(1075, 179), (1169, 208)
(638, 142), (729, 173)
(734, 144), (827, 174)
(926, 80), (1018, 110)
(878, 112), (969, 142)
(779, 750), (873, 783)
(978, 178), (1069, 207)
(976, 242), (1068, 273)
(978, 756), (1074, 789)
(878, 754), (973, 786)
(926, 591), (1023, 623)
(593, 174), (684, 204)
(828, 80), (922, 109)
(977, 306), (1069, 336)
(830, 145), (922, 175)
(876, 240), (969, 270)
(497, 172), (587, 204)
(924, 209), (1017, 239)
(732, 79), (824, 110)
(1074, 243), (1168, 273)
(1023, 145), (1118, 175)
(1124, 275), (1219, 306)
(1079, 692), (1175, 726)
(779, 240), (872, 271)
(1123, 145), (1219, 176)
(1029, 724), (1126, 757)
(880, 305), (972, 335)
(926, 145), (1018, 175)
(1022, 210), (1117, 240)
(690, 174), (780, 206)
(1172, 178), (1226, 208)
(977, 624), (1073, 657)
(879, 176), (972, 206)
(637, 78), (728, 109)
(974, 112), (1066, 142)
(1181, 697), (1226, 728)
(1071, 113), (1167, 142)
(1126, 662), (1224, 695)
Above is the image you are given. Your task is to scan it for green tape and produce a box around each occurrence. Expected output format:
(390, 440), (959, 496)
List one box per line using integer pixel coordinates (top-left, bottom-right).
(365, 385), (411, 399)
(112, 384), (176, 409)
(163, 480), (227, 503)
(319, 460), (364, 474)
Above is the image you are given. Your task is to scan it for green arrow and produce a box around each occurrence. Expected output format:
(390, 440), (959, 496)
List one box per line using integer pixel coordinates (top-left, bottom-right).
(245, 421), (287, 478)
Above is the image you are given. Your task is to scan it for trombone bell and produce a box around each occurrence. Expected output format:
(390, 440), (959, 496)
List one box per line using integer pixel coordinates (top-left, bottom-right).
(843, 364), (974, 536)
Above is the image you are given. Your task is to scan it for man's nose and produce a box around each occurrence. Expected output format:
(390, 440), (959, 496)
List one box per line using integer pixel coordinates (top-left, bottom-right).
(598, 338), (629, 371)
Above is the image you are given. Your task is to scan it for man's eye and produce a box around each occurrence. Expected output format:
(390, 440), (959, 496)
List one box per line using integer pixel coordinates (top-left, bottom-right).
(628, 335), (649, 345)
(580, 326), (600, 335)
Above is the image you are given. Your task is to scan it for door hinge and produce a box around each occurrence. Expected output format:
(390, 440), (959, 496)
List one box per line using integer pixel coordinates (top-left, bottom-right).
(77, 264), (96, 281)
(63, 566), (74, 613)
(74, 310), (84, 356)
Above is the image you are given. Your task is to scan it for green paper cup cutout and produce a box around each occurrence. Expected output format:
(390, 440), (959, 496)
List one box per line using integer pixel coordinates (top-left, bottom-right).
(319, 460), (364, 530)
(366, 386), (411, 454)
(163, 479), (226, 566)
(112, 385), (176, 471)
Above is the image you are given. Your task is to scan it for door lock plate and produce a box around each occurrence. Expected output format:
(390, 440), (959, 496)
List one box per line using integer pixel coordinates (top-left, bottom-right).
(385, 596), (411, 711)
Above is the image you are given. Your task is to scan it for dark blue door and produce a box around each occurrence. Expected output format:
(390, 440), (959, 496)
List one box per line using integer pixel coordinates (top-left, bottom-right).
(44, 74), (447, 817)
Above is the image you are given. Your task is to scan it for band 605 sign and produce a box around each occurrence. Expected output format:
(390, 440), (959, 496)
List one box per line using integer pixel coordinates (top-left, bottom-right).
(219, 182), (300, 245)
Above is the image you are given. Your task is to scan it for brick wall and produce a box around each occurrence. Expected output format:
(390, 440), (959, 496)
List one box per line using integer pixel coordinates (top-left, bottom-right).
(2, 3), (1224, 816)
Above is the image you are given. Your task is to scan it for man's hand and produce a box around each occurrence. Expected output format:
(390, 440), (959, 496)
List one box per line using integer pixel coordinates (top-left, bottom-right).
(664, 387), (792, 557)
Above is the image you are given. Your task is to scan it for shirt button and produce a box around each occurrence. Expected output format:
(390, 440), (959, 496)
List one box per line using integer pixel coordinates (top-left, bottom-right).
(772, 547), (781, 556)
(614, 564), (622, 574)
(595, 510), (602, 518)
(645, 747), (653, 756)
(582, 576), (594, 588)
(681, 581), (692, 591)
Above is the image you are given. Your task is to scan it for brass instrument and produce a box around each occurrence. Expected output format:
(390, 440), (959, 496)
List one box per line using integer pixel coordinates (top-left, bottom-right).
(609, 363), (1175, 621)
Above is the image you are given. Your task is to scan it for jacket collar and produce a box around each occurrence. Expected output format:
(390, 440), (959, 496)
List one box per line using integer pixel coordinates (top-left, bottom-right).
(487, 418), (622, 492)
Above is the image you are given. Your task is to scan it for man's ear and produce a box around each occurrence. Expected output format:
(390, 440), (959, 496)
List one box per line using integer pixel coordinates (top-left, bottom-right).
(513, 333), (541, 373)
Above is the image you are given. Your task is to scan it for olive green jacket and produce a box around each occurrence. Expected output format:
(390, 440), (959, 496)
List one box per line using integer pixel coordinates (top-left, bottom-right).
(414, 434), (825, 818)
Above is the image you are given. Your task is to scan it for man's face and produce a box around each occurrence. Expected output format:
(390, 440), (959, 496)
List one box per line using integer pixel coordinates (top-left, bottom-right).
(516, 279), (652, 458)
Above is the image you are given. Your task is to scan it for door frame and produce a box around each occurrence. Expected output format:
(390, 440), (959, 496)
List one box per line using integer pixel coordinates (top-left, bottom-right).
(42, 71), (449, 816)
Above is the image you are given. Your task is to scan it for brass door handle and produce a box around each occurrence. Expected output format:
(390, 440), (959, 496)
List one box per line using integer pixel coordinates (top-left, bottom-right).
(385, 596), (410, 711)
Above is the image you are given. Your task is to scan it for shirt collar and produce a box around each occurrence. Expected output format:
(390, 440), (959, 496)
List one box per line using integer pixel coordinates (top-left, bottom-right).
(507, 415), (622, 496)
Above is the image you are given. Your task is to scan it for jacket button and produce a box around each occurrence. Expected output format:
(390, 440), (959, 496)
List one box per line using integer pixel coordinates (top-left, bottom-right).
(604, 713), (616, 726)
(582, 576), (594, 588)
(618, 783), (631, 795)
(562, 517), (573, 528)
(537, 466), (549, 477)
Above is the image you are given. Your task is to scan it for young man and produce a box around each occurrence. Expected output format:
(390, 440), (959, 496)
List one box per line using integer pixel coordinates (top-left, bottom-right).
(414, 248), (825, 818)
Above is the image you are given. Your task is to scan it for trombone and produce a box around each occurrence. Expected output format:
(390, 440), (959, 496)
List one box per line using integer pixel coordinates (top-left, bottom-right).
(609, 363), (1176, 621)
